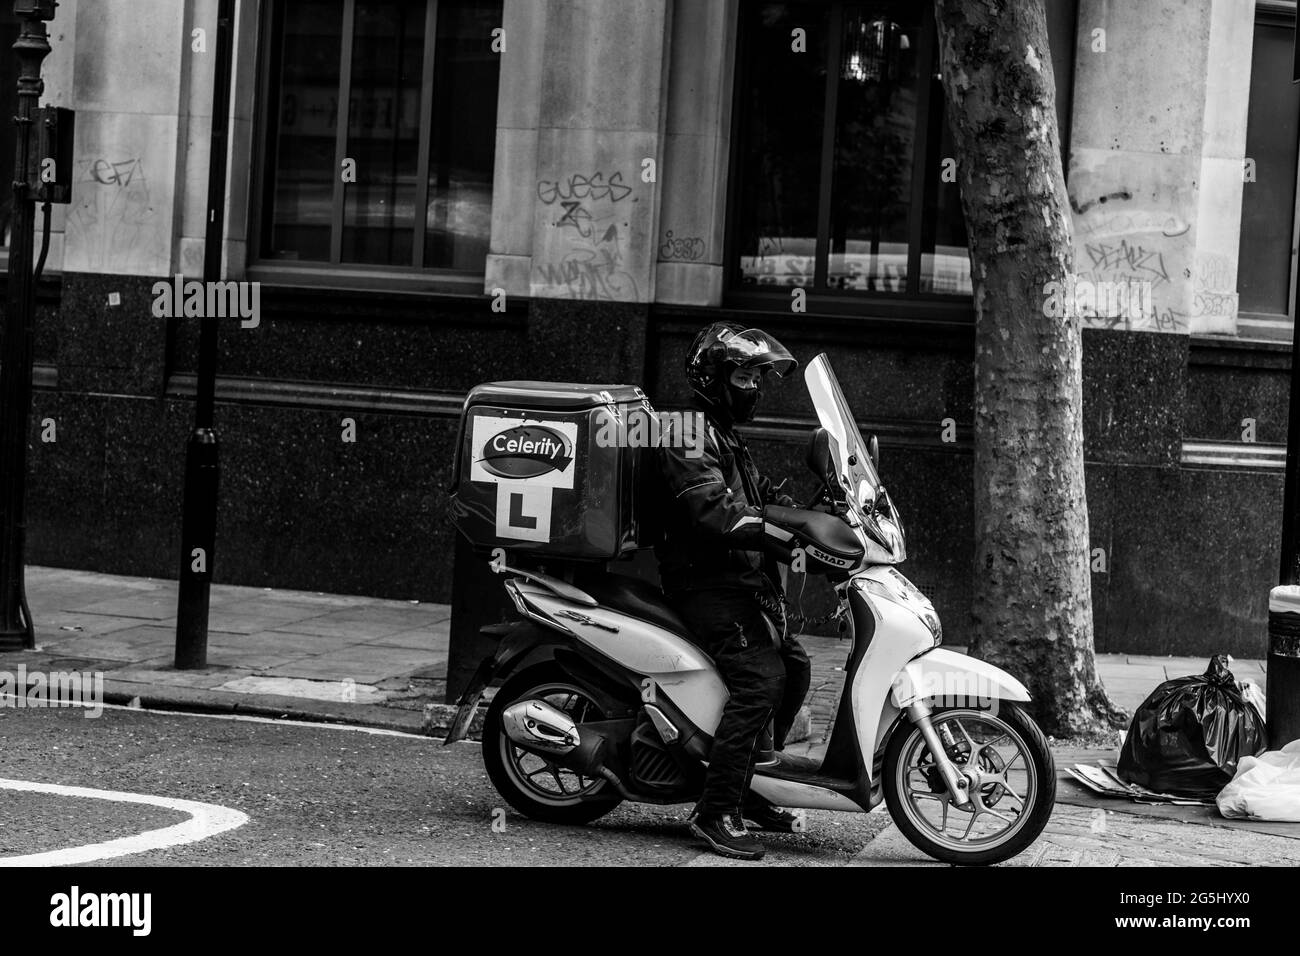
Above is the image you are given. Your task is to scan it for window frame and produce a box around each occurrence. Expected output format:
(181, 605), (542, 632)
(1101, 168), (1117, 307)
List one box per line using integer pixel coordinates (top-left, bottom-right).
(722, 0), (969, 316)
(1236, 0), (1300, 341)
(249, 0), (496, 291)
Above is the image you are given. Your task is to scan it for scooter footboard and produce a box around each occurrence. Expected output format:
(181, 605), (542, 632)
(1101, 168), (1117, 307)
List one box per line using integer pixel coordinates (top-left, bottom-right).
(888, 648), (1031, 709)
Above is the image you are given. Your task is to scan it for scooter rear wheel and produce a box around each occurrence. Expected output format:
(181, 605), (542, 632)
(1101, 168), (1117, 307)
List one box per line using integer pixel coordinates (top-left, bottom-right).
(883, 701), (1055, 866)
(483, 664), (623, 825)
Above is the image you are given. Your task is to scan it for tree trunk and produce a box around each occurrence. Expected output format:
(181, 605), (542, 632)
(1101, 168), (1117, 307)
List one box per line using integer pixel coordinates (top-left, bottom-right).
(933, 0), (1124, 735)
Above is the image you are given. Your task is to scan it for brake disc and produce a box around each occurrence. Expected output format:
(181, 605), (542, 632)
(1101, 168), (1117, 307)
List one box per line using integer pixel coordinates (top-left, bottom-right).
(975, 747), (1008, 807)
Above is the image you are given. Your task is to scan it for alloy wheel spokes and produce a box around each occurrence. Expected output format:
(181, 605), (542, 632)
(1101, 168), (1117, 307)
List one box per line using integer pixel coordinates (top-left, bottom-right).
(549, 767), (569, 795)
(520, 751), (588, 796)
(504, 683), (606, 803)
(951, 718), (983, 763)
(968, 788), (1018, 828)
(900, 712), (1035, 847)
(986, 772), (1026, 811)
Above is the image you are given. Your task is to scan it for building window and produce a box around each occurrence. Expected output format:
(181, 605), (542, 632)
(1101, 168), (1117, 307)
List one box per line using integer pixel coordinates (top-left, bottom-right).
(1236, 2), (1299, 340)
(728, 0), (970, 298)
(256, 0), (501, 274)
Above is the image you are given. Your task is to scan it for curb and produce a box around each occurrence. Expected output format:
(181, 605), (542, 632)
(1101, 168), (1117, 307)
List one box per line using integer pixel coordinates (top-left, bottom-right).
(98, 686), (486, 739)
(3, 669), (488, 740)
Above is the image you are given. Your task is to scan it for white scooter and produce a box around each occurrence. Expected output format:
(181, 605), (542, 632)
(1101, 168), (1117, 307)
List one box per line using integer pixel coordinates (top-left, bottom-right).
(447, 354), (1055, 865)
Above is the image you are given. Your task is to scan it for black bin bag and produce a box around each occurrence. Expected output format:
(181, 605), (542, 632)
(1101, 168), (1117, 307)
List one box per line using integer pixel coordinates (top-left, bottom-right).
(1117, 654), (1267, 798)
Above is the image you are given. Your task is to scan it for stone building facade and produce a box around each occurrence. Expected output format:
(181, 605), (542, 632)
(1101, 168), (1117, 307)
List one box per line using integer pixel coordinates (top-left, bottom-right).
(0, 0), (1294, 695)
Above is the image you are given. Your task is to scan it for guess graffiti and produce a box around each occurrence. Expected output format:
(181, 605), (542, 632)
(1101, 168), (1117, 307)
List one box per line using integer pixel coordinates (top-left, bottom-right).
(480, 425), (573, 479)
(536, 171), (633, 205)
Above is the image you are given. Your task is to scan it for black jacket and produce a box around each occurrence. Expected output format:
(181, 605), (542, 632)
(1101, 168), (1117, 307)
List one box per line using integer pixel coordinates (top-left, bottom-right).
(653, 399), (794, 594)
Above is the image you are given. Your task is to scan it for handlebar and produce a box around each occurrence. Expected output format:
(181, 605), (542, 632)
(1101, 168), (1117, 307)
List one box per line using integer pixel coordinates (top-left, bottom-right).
(764, 504), (865, 570)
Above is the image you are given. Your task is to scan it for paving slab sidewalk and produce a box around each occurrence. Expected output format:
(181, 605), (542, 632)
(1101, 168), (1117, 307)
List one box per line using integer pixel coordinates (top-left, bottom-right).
(7, 567), (453, 734)
(850, 744), (1300, 867)
(3, 567), (1269, 740)
(851, 801), (1300, 866)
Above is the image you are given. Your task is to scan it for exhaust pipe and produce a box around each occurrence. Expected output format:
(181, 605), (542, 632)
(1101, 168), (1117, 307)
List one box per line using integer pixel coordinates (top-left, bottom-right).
(502, 699), (579, 755)
(502, 699), (623, 795)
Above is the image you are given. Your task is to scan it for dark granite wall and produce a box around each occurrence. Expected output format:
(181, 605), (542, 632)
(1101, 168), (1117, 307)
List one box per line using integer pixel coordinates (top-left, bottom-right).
(21, 274), (526, 603)
(5, 274), (1286, 674)
(1185, 340), (1290, 443)
(169, 284), (529, 392)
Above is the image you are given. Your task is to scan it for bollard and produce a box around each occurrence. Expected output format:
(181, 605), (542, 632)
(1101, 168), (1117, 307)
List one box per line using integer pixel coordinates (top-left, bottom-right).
(1267, 586), (1300, 748)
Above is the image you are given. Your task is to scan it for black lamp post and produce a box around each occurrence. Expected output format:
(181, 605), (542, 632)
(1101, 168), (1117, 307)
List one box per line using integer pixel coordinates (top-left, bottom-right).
(1273, 27), (1300, 748)
(174, 0), (235, 668)
(0, 0), (57, 651)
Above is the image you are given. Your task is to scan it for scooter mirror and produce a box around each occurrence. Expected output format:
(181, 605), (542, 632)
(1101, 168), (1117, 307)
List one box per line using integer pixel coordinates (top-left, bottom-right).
(807, 427), (834, 482)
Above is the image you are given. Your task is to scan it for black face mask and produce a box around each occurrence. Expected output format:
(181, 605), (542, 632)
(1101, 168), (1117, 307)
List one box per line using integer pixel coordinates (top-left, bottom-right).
(725, 384), (761, 424)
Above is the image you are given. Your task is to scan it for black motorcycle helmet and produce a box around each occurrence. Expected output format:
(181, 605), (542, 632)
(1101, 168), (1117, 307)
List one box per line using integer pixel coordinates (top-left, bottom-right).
(685, 322), (797, 424)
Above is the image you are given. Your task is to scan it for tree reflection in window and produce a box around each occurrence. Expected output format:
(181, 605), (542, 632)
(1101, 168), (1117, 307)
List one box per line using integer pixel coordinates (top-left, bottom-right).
(732, 1), (970, 297)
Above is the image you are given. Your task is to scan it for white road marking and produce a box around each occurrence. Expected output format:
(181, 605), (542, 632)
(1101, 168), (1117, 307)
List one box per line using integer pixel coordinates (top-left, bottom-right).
(0, 778), (249, 867)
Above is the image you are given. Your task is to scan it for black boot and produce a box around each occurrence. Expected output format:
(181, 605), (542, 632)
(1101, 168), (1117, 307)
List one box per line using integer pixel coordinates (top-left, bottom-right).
(688, 812), (766, 861)
(742, 798), (806, 834)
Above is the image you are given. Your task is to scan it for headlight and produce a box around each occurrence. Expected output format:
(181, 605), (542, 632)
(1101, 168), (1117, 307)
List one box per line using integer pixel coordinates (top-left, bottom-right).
(860, 577), (897, 604)
(919, 607), (942, 646)
(860, 577), (941, 645)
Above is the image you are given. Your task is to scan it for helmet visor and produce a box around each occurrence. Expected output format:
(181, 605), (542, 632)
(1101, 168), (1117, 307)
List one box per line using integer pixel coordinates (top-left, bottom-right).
(722, 328), (797, 378)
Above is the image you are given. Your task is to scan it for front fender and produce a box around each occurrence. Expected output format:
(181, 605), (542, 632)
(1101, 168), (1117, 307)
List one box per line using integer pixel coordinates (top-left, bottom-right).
(889, 648), (1031, 708)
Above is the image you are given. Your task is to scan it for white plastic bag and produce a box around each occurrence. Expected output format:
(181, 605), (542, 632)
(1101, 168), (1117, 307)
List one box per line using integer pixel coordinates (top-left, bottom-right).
(1216, 739), (1300, 822)
(1240, 680), (1266, 721)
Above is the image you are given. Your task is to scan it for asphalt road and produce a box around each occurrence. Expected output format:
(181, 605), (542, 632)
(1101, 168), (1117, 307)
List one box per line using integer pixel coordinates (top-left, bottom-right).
(0, 706), (892, 867)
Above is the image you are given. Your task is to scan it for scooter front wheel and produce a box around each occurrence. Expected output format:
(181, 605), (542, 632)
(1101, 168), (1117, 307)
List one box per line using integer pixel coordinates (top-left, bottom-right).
(882, 701), (1055, 866)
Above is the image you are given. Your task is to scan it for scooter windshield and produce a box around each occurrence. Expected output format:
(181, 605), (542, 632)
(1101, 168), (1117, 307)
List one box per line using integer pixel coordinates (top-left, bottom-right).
(805, 354), (907, 563)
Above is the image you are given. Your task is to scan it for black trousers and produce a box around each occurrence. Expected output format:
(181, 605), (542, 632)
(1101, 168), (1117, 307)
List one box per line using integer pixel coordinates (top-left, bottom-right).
(671, 587), (811, 816)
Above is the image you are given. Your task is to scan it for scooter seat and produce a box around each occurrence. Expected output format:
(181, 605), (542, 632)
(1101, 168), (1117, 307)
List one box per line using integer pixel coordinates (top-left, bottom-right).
(573, 574), (692, 638)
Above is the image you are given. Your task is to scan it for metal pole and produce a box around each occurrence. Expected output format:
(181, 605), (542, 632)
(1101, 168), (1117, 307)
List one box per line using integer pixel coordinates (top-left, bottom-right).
(0, 2), (55, 652)
(1279, 273), (1300, 585)
(175, 0), (235, 668)
(1273, 30), (1300, 744)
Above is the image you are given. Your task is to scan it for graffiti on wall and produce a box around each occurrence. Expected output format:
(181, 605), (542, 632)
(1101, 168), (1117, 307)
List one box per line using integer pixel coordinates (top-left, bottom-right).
(659, 231), (706, 262)
(66, 155), (168, 275)
(1070, 177), (1193, 333)
(533, 168), (641, 302)
(1189, 251), (1236, 329)
(1080, 239), (1171, 288)
(1074, 209), (1190, 241)
(533, 221), (640, 301)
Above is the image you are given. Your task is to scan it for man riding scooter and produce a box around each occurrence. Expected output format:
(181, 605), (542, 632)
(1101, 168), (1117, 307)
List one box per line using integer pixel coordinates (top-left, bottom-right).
(655, 322), (811, 861)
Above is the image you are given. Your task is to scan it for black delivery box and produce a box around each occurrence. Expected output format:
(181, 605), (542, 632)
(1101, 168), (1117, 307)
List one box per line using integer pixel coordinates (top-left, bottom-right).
(449, 381), (658, 561)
